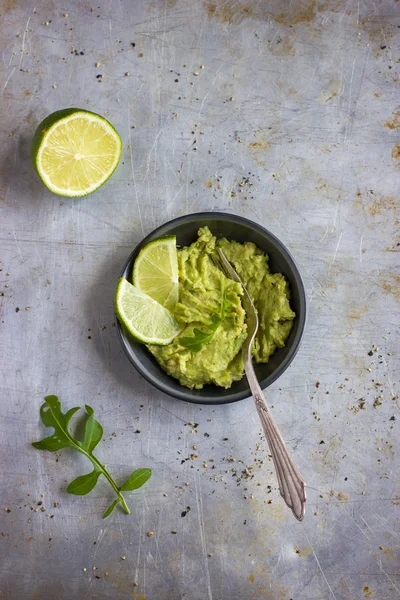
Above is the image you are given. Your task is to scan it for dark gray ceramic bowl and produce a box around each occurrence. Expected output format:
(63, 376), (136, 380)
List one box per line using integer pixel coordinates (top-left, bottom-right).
(116, 212), (306, 404)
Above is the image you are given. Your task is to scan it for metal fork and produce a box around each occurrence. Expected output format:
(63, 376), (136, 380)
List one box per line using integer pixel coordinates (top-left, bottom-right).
(214, 248), (306, 521)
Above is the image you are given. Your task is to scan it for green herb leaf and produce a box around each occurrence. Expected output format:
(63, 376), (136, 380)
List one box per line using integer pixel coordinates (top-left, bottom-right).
(180, 282), (229, 352)
(67, 469), (101, 495)
(103, 498), (120, 519)
(119, 468), (152, 491)
(180, 315), (221, 352)
(32, 396), (80, 451)
(81, 405), (103, 452)
(32, 395), (152, 519)
(32, 433), (71, 452)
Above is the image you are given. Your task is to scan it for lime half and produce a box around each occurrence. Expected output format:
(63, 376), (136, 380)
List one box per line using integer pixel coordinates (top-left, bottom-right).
(31, 108), (122, 197)
(133, 236), (179, 311)
(115, 278), (182, 345)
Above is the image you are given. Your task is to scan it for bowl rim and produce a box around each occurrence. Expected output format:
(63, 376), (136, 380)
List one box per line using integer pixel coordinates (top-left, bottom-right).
(116, 211), (306, 404)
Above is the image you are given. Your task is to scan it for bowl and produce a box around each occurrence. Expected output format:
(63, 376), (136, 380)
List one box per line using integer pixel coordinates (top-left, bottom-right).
(116, 212), (306, 404)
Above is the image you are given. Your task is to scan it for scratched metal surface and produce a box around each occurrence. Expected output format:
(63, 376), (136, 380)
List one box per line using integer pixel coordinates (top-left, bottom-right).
(0, 1), (399, 599)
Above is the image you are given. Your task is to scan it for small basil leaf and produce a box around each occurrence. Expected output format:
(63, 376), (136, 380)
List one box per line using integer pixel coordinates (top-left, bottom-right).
(103, 498), (120, 519)
(119, 468), (152, 491)
(81, 405), (103, 453)
(67, 469), (101, 495)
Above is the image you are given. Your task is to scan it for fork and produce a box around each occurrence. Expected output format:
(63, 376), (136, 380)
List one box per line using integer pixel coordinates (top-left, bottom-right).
(214, 248), (306, 521)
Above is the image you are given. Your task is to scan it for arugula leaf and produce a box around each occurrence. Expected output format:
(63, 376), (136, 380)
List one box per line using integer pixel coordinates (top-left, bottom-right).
(67, 469), (101, 495)
(119, 468), (152, 491)
(81, 405), (103, 452)
(180, 314), (221, 352)
(32, 395), (152, 518)
(32, 396), (80, 451)
(32, 433), (72, 452)
(180, 281), (229, 353)
(103, 498), (120, 519)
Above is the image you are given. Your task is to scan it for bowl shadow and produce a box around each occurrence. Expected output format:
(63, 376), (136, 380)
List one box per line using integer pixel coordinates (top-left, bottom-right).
(82, 243), (151, 395)
(0, 129), (48, 208)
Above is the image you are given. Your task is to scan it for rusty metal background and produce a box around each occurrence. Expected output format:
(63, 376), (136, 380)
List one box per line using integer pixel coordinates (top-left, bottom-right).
(0, 1), (399, 599)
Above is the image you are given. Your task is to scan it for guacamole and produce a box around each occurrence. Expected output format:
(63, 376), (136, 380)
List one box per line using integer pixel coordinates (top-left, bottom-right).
(148, 227), (295, 389)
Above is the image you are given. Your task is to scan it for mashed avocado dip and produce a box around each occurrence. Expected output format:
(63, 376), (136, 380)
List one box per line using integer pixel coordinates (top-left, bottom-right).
(148, 227), (295, 389)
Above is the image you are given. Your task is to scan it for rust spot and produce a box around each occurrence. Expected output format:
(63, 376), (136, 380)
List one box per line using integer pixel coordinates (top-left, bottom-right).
(267, 504), (285, 520)
(385, 111), (400, 130)
(3, 0), (17, 11)
(348, 305), (367, 320)
(373, 92), (380, 98)
(320, 145), (332, 154)
(106, 573), (144, 596)
(355, 193), (399, 229)
(385, 236), (400, 252)
(269, 37), (295, 57)
(248, 137), (271, 170)
(149, 0), (176, 7)
(294, 544), (313, 557)
(392, 144), (400, 160)
(206, 2), (217, 16)
(275, 1), (317, 24)
(204, 1), (259, 24)
(204, 178), (213, 189)
(243, 558), (291, 598)
(358, 13), (395, 48)
(320, 78), (342, 103)
(363, 586), (375, 598)
(205, 0), (346, 27)
(248, 139), (270, 151)
(288, 87), (298, 95)
(277, 0), (348, 25)
(379, 546), (394, 557)
(337, 491), (349, 501)
(368, 195), (397, 217)
(381, 276), (400, 300)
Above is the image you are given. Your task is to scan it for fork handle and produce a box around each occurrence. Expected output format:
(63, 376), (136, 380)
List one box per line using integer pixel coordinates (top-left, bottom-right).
(245, 360), (306, 521)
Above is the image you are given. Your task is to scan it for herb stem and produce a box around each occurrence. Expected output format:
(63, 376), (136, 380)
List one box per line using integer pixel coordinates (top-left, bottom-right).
(49, 411), (130, 514)
(86, 454), (131, 514)
(33, 397), (151, 519)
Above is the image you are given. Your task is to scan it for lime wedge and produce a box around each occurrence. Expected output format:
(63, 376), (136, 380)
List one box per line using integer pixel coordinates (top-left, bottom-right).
(115, 278), (182, 345)
(133, 236), (179, 311)
(31, 108), (122, 197)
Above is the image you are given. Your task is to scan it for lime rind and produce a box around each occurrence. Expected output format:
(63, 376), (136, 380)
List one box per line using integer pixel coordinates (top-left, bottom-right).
(115, 278), (182, 345)
(31, 108), (122, 197)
